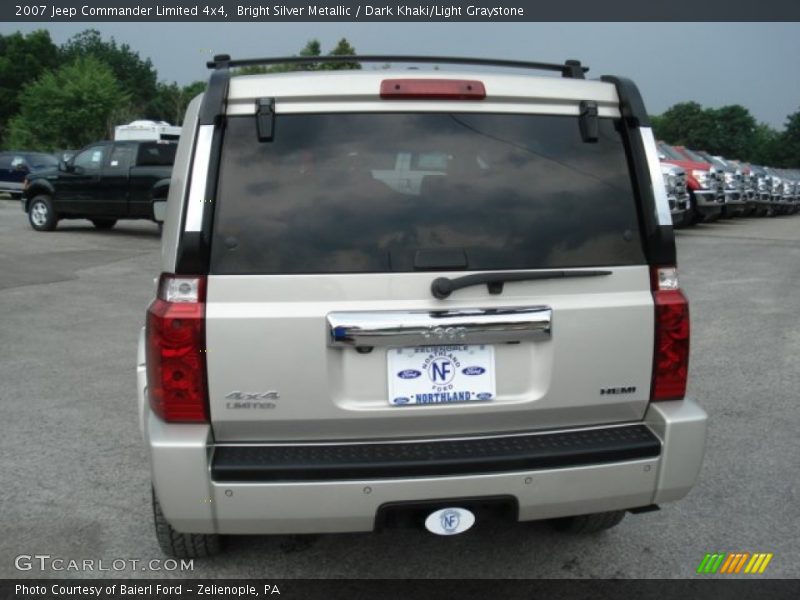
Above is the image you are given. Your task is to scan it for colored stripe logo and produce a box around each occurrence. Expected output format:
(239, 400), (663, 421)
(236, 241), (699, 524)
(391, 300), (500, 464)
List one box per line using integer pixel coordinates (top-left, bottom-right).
(696, 552), (773, 574)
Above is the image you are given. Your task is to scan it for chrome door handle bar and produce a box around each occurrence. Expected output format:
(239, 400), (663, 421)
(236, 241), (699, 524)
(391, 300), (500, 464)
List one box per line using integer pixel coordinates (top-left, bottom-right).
(327, 307), (552, 348)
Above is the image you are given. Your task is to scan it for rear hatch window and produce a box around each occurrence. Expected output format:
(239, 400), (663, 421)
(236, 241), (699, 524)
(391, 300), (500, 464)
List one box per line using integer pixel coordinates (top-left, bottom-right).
(211, 113), (644, 274)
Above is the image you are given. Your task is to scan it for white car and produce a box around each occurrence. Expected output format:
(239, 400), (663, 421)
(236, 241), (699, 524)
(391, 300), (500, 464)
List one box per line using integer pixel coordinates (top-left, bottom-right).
(138, 54), (707, 556)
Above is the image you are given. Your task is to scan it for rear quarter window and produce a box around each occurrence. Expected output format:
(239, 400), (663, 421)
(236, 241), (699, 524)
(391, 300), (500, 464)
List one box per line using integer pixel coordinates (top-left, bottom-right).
(211, 113), (645, 274)
(137, 143), (177, 167)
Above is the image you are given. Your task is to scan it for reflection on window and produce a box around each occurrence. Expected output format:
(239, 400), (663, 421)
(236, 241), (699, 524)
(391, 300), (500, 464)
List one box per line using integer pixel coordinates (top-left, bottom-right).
(212, 113), (644, 274)
(73, 147), (105, 170)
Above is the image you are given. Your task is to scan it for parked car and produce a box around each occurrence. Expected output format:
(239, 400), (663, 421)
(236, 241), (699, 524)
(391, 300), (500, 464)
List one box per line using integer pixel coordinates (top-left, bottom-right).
(677, 148), (746, 218)
(658, 142), (724, 223)
(22, 140), (176, 231)
(726, 159), (758, 216)
(660, 162), (691, 227)
(138, 54), (707, 557)
(777, 169), (799, 214)
(0, 151), (59, 198)
(764, 167), (789, 215)
(747, 164), (773, 216)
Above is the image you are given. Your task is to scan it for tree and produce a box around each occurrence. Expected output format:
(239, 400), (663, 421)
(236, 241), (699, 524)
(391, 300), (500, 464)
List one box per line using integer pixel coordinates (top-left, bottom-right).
(5, 57), (130, 151)
(775, 108), (800, 168)
(233, 38), (360, 76)
(148, 80), (206, 125)
(706, 105), (757, 159)
(653, 102), (716, 150)
(654, 101), (771, 163)
(322, 38), (361, 70)
(60, 29), (157, 116)
(747, 123), (781, 166)
(0, 30), (59, 146)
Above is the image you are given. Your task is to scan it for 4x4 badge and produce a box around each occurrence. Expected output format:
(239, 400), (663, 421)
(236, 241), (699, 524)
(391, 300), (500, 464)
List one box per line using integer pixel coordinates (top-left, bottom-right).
(225, 391), (280, 410)
(226, 391), (280, 401)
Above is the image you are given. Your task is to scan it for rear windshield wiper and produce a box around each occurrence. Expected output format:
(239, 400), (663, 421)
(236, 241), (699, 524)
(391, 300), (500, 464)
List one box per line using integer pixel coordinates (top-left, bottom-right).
(431, 270), (612, 299)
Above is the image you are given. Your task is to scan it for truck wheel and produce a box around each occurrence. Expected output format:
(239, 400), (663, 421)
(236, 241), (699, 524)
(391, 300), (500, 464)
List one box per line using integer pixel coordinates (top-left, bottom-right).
(91, 219), (117, 230)
(152, 489), (221, 558)
(687, 194), (702, 225)
(28, 195), (58, 231)
(549, 510), (626, 534)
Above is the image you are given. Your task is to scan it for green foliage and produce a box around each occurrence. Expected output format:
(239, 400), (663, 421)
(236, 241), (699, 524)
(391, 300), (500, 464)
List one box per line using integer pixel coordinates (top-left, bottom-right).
(148, 81), (206, 125)
(233, 38), (360, 76)
(707, 105), (757, 159)
(322, 38), (361, 70)
(774, 108), (800, 168)
(748, 123), (782, 166)
(652, 102), (716, 150)
(653, 101), (800, 167)
(5, 57), (130, 151)
(0, 30), (59, 143)
(60, 29), (157, 115)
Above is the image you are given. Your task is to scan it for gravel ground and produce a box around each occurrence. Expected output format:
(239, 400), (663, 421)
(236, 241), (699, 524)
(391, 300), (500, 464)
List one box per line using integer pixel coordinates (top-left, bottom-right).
(0, 199), (798, 579)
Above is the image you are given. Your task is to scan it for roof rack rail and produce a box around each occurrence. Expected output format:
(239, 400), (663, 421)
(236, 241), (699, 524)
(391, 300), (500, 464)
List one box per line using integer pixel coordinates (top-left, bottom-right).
(207, 54), (588, 79)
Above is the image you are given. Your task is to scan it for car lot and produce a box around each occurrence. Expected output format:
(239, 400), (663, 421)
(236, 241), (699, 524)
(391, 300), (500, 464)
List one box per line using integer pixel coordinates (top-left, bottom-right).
(0, 198), (798, 579)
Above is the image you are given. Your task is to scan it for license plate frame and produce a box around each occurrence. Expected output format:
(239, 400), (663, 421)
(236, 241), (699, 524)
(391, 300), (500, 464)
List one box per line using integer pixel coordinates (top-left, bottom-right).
(387, 344), (496, 406)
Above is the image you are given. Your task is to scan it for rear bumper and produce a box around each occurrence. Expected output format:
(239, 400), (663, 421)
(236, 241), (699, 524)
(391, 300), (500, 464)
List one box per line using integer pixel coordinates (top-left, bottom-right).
(143, 399), (707, 535)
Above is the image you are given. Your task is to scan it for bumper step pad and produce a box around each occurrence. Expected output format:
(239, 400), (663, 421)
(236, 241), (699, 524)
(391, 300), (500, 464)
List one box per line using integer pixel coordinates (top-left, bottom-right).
(212, 424), (661, 482)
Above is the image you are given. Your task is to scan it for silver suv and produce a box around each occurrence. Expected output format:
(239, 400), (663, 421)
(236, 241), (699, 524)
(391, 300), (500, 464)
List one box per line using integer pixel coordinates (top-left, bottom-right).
(137, 55), (707, 557)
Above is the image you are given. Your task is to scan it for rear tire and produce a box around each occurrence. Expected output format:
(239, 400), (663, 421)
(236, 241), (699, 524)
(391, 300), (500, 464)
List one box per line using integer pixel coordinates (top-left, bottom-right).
(549, 510), (626, 534)
(91, 218), (117, 230)
(687, 194), (700, 225)
(28, 195), (58, 231)
(152, 489), (221, 558)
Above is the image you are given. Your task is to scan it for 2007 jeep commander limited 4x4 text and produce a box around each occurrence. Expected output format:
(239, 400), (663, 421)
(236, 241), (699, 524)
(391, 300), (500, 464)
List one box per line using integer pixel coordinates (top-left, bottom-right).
(137, 55), (707, 557)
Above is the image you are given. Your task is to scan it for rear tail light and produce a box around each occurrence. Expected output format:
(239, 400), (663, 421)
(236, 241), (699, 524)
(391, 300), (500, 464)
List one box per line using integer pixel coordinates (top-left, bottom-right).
(146, 274), (208, 422)
(650, 266), (690, 401)
(380, 79), (486, 100)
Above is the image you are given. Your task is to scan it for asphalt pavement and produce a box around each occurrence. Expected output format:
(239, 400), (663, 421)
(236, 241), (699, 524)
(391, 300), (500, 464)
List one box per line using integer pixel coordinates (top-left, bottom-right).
(0, 199), (798, 579)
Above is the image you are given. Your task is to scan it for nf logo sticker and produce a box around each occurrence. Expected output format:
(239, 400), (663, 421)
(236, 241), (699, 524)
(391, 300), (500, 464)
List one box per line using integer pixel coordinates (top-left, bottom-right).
(428, 357), (455, 384)
(424, 507), (475, 536)
(441, 510), (460, 532)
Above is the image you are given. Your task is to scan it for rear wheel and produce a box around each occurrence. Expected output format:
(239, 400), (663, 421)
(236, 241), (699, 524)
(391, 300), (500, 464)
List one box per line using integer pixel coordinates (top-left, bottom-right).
(28, 195), (58, 231)
(91, 218), (117, 230)
(152, 489), (221, 558)
(687, 194), (701, 225)
(549, 510), (626, 534)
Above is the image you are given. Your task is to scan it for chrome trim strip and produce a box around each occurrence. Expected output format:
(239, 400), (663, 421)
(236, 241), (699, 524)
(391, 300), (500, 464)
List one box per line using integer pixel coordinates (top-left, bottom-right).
(327, 306), (552, 348)
(184, 125), (214, 232)
(640, 126), (672, 227)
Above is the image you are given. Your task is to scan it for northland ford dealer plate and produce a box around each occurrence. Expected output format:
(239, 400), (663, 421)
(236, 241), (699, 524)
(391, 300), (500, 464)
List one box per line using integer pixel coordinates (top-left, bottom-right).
(387, 345), (496, 406)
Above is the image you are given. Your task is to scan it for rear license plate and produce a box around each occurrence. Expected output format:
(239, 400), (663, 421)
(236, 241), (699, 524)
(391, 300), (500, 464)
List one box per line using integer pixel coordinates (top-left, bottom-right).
(387, 345), (496, 406)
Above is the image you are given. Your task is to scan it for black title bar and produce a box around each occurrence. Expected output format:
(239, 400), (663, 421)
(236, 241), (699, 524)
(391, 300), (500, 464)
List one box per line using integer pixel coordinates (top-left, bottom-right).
(3, 0), (800, 21)
(3, 579), (800, 600)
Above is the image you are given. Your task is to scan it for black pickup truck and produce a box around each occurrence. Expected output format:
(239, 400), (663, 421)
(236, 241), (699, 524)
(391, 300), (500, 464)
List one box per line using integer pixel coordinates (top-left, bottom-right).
(22, 140), (175, 231)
